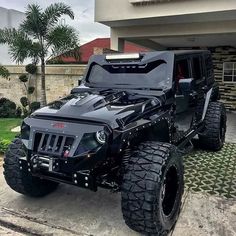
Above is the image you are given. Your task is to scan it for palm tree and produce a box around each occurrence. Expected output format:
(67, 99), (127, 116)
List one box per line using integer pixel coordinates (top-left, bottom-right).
(0, 3), (79, 106)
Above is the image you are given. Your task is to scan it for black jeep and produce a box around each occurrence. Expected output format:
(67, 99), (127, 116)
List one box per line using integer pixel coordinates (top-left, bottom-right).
(4, 51), (226, 235)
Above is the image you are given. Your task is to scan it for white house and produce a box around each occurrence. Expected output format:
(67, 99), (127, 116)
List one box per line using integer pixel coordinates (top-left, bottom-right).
(0, 7), (25, 65)
(95, 0), (236, 110)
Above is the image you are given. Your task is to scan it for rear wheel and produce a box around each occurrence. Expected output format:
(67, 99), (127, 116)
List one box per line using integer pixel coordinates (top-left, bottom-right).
(199, 102), (226, 151)
(121, 141), (184, 235)
(4, 138), (59, 197)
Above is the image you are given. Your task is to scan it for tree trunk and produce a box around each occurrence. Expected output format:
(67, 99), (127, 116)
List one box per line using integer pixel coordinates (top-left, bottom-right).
(40, 57), (47, 107)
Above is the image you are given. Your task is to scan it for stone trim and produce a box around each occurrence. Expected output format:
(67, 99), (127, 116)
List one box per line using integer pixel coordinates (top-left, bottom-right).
(210, 46), (236, 111)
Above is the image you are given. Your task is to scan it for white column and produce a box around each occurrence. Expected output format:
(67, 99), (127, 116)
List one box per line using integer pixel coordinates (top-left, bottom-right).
(111, 28), (125, 52)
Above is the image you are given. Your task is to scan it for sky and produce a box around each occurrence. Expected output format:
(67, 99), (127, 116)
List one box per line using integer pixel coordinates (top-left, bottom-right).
(0, 0), (110, 44)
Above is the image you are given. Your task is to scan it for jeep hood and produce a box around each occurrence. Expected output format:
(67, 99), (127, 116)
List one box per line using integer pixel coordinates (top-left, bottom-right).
(31, 89), (164, 128)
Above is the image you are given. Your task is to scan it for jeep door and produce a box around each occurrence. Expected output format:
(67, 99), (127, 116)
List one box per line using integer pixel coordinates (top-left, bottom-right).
(175, 54), (205, 132)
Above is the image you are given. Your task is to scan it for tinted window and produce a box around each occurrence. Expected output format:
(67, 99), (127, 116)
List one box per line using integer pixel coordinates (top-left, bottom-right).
(192, 57), (203, 80)
(87, 60), (171, 89)
(175, 59), (190, 79)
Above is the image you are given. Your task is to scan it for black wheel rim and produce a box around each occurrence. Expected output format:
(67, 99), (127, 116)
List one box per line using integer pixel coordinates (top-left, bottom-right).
(161, 165), (179, 217)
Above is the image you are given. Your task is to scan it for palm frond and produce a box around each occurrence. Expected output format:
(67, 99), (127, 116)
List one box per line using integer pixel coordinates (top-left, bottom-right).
(28, 42), (41, 64)
(46, 25), (79, 57)
(0, 28), (39, 64)
(0, 28), (20, 44)
(20, 4), (45, 38)
(43, 2), (74, 29)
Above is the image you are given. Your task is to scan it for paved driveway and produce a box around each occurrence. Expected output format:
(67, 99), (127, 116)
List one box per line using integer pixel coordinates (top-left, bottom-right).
(0, 176), (235, 236)
(0, 112), (235, 235)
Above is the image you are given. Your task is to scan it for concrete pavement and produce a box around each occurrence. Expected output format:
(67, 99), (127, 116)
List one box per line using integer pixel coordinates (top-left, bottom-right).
(173, 191), (236, 236)
(0, 169), (235, 236)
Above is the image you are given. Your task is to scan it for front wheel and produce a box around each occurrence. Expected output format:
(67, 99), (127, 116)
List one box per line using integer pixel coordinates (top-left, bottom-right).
(121, 141), (184, 235)
(4, 138), (59, 197)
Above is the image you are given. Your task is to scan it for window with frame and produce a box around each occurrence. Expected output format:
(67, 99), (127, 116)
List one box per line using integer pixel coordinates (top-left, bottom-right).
(223, 62), (236, 82)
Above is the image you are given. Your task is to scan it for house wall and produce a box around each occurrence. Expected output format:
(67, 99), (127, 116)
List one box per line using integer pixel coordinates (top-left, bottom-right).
(95, 0), (236, 24)
(0, 7), (25, 65)
(211, 47), (236, 110)
(0, 65), (86, 105)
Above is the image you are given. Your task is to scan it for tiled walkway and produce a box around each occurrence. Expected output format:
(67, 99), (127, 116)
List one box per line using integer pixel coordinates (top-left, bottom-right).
(184, 143), (236, 198)
(183, 112), (236, 198)
(182, 112), (236, 198)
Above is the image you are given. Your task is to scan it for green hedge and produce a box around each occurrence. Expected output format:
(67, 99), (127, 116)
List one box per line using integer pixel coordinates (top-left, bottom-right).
(0, 98), (21, 118)
(0, 139), (11, 153)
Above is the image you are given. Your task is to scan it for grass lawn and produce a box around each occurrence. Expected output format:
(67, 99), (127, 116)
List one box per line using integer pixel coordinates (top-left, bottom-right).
(0, 118), (22, 141)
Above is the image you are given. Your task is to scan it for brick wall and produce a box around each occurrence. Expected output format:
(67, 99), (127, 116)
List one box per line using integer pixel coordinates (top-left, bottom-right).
(210, 46), (236, 110)
(0, 65), (86, 105)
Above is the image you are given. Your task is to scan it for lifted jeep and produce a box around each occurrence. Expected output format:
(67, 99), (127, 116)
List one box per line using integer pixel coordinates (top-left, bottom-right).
(4, 51), (226, 235)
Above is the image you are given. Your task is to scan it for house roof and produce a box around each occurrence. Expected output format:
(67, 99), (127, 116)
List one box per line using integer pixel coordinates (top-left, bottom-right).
(50, 38), (150, 64)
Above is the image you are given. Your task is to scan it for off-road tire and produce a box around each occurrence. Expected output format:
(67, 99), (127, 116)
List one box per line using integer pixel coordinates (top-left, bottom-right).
(199, 102), (226, 151)
(121, 141), (184, 236)
(3, 138), (59, 197)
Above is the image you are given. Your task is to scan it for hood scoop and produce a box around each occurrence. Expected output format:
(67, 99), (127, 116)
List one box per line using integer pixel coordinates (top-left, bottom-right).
(93, 91), (127, 110)
(74, 94), (105, 107)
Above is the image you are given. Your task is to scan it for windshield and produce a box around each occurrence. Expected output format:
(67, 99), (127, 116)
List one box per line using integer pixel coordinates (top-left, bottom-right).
(86, 60), (171, 90)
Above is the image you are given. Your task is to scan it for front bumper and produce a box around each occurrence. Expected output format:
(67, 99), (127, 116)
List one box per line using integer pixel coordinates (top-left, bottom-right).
(19, 149), (107, 191)
(20, 118), (111, 191)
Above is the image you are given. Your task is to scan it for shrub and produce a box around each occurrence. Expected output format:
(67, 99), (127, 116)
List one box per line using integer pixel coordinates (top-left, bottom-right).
(20, 97), (29, 107)
(19, 74), (28, 83)
(28, 86), (35, 94)
(0, 139), (11, 153)
(25, 64), (37, 74)
(22, 107), (29, 117)
(29, 101), (40, 113)
(0, 97), (7, 106)
(16, 106), (22, 117)
(0, 98), (18, 118)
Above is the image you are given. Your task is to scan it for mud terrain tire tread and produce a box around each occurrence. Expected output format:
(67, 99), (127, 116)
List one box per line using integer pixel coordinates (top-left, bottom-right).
(4, 138), (58, 197)
(199, 102), (226, 151)
(121, 141), (184, 236)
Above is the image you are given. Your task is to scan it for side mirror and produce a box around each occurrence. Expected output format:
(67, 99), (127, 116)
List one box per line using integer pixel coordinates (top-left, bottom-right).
(178, 78), (194, 95)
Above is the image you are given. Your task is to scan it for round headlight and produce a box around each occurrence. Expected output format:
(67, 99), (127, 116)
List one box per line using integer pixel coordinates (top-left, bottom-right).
(95, 130), (106, 144)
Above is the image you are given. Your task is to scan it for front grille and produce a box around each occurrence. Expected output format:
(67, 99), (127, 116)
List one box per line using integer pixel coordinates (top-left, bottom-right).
(34, 132), (74, 157)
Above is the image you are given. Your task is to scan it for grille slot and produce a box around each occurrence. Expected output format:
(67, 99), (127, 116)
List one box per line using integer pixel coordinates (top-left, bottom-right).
(34, 132), (74, 157)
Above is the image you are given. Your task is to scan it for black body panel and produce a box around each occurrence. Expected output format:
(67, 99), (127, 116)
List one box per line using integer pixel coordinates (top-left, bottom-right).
(19, 50), (218, 191)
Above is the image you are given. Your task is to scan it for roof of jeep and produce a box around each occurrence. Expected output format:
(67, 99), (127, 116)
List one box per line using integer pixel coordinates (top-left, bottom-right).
(171, 49), (210, 56)
(90, 50), (210, 61)
(89, 50), (210, 63)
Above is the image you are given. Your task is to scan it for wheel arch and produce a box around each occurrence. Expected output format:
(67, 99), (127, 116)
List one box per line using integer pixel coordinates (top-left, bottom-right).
(143, 119), (170, 143)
